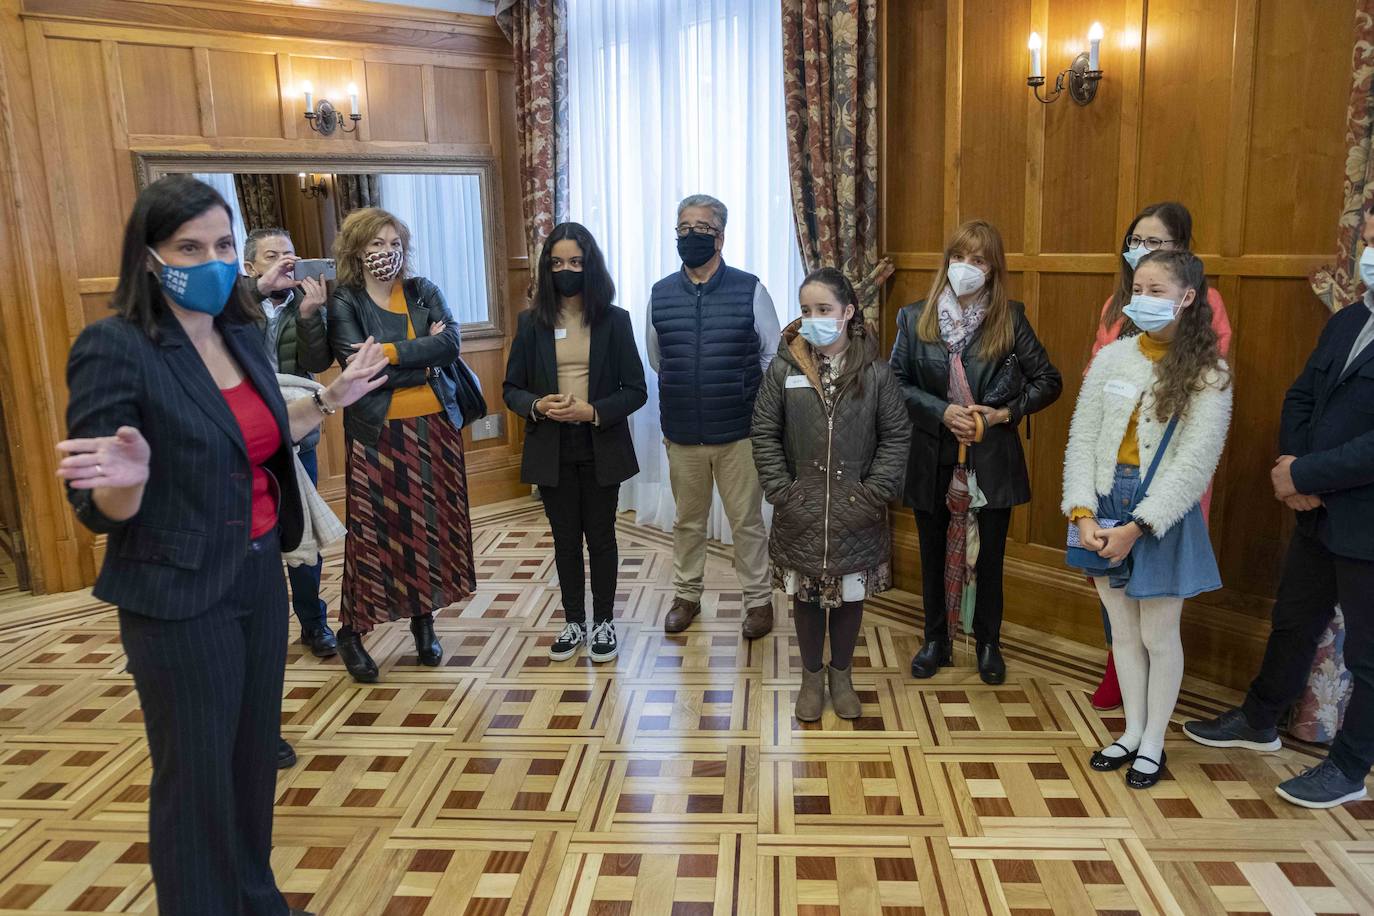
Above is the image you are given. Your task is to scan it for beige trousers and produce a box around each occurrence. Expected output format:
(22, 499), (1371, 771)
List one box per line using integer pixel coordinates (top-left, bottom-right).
(665, 437), (772, 607)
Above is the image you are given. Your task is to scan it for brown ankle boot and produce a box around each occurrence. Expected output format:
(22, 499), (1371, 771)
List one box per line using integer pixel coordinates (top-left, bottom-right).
(664, 597), (701, 634)
(827, 664), (861, 719)
(742, 601), (774, 639)
(795, 666), (825, 722)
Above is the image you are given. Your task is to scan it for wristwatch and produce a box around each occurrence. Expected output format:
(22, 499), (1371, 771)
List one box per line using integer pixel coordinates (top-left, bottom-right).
(312, 389), (336, 416)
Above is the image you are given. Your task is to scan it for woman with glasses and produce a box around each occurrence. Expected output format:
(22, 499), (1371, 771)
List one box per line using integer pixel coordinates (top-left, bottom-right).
(1086, 201), (1232, 713)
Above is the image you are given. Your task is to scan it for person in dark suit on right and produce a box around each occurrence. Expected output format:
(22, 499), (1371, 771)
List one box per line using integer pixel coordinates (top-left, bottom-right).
(1185, 205), (1374, 809)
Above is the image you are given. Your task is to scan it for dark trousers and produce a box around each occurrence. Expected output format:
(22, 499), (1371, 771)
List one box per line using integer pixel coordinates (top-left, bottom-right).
(913, 479), (1013, 645)
(119, 532), (289, 916)
(1242, 528), (1374, 781)
(287, 447), (327, 632)
(540, 424), (620, 625)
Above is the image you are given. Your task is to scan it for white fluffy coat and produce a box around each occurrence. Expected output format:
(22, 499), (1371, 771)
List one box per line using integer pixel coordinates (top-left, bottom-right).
(1061, 337), (1232, 535)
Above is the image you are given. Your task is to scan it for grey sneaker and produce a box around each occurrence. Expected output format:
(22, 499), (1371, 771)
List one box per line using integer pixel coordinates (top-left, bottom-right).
(1275, 759), (1368, 809)
(548, 622), (586, 661)
(1182, 707), (1282, 752)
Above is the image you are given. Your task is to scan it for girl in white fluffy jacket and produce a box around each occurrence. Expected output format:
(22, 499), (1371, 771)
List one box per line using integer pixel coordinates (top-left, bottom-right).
(1062, 250), (1232, 789)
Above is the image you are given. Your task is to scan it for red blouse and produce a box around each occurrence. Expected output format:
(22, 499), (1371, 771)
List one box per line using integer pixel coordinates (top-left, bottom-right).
(221, 380), (282, 538)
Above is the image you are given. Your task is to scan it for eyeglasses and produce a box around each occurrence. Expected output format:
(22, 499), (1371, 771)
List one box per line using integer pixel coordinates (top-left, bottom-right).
(676, 222), (722, 238)
(1126, 235), (1176, 251)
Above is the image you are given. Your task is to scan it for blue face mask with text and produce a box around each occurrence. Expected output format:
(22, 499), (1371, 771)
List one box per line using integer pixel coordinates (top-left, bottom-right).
(149, 248), (239, 317)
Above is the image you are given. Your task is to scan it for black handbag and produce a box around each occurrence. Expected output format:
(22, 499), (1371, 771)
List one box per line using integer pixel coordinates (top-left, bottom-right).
(982, 352), (1025, 408)
(405, 279), (486, 428)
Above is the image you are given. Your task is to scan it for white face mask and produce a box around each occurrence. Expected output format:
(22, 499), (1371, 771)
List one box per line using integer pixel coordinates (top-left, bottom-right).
(1123, 294), (1180, 332)
(947, 261), (987, 297)
(1122, 245), (1149, 270)
(1360, 246), (1374, 288)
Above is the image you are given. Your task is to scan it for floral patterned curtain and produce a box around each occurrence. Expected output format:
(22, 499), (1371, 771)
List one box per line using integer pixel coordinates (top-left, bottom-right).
(333, 174), (381, 227)
(1308, 1), (1374, 313)
(495, 0), (569, 301)
(1290, 2), (1372, 745)
(781, 0), (891, 321)
(233, 174), (283, 233)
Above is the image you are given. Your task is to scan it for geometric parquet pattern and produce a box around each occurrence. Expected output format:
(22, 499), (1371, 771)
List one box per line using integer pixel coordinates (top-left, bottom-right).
(3, 498), (1373, 914)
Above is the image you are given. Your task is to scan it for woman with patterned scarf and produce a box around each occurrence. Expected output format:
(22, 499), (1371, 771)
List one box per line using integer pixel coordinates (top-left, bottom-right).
(890, 219), (1062, 684)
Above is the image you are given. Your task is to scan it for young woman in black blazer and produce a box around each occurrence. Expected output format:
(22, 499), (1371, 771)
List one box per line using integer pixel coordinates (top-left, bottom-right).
(57, 176), (387, 916)
(503, 222), (647, 663)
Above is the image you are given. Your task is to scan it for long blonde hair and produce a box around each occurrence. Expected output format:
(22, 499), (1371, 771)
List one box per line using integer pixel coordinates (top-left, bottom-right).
(333, 207), (412, 288)
(917, 219), (1013, 360)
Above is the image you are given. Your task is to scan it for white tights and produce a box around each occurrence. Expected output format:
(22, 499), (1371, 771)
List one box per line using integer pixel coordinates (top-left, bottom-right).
(1094, 578), (1184, 775)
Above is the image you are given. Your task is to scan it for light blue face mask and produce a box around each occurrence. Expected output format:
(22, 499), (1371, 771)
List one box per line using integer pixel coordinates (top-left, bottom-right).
(1122, 245), (1149, 270)
(1123, 294), (1179, 332)
(800, 317), (844, 347)
(1360, 246), (1374, 288)
(149, 248), (239, 317)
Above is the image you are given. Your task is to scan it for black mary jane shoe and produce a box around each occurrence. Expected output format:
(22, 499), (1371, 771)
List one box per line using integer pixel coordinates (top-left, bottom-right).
(337, 628), (379, 683)
(911, 638), (953, 679)
(1089, 742), (1137, 772)
(977, 642), (1006, 685)
(1125, 752), (1168, 790)
(411, 613), (444, 667)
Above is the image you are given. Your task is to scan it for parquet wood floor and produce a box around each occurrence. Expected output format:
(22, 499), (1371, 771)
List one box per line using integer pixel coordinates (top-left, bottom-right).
(1, 498), (1370, 915)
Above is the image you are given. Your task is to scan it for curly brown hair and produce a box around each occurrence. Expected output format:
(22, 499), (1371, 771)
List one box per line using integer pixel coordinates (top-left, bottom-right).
(333, 207), (412, 288)
(1135, 250), (1231, 422)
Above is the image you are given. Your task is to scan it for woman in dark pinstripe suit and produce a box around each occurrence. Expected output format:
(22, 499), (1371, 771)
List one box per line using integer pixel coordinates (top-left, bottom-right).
(57, 176), (388, 916)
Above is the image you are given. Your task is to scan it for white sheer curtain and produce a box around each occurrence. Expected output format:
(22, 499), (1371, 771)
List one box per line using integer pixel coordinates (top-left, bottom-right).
(567, 0), (804, 541)
(376, 173), (490, 324)
(192, 172), (248, 267)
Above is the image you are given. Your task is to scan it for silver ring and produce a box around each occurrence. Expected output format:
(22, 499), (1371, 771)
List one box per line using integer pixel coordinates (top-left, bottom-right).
(95, 464), (103, 476)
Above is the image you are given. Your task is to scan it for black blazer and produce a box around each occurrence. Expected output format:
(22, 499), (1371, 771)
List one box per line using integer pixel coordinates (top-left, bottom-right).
(503, 306), (647, 487)
(327, 278), (465, 446)
(1283, 300), (1374, 561)
(890, 299), (1063, 511)
(65, 313), (304, 620)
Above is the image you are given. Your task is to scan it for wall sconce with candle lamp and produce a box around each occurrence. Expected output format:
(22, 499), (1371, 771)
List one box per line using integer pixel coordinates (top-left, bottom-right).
(1027, 22), (1104, 105)
(301, 81), (362, 135)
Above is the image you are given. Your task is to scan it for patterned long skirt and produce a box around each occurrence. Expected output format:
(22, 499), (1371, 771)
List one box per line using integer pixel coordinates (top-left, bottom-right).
(341, 413), (476, 633)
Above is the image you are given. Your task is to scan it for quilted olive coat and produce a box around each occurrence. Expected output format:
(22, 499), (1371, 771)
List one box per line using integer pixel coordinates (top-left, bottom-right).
(751, 321), (912, 577)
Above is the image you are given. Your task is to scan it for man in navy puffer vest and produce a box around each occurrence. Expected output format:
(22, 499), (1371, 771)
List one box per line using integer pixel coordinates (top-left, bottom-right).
(647, 194), (781, 638)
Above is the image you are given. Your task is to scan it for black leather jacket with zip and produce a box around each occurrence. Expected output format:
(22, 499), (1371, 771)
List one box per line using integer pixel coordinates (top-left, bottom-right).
(751, 321), (912, 578)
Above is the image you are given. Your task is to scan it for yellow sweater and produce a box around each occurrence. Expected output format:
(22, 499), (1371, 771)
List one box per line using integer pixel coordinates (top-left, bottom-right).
(1071, 334), (1168, 520)
(378, 286), (443, 421)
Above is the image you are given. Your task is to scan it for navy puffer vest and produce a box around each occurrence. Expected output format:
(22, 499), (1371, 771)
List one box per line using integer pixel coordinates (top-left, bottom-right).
(651, 262), (762, 445)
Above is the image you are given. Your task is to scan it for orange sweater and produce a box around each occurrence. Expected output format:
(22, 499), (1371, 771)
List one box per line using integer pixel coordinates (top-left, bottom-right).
(378, 286), (442, 420)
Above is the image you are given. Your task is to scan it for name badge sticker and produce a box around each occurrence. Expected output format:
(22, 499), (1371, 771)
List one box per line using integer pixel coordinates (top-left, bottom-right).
(785, 375), (811, 389)
(554, 328), (568, 340)
(1103, 379), (1139, 400)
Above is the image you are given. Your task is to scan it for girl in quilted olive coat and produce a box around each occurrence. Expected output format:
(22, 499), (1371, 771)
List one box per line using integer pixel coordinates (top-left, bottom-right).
(751, 268), (911, 723)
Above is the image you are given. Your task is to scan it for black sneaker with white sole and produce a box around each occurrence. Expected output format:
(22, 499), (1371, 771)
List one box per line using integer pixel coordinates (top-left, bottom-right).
(589, 620), (619, 663)
(1276, 759), (1369, 809)
(548, 622), (586, 661)
(1182, 707), (1282, 752)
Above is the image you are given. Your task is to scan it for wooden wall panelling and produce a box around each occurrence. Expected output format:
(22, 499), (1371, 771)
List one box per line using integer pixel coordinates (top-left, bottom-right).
(1241, 0), (1351, 256)
(119, 43), (201, 137)
(883, 0), (946, 254)
(208, 50), (282, 139)
(363, 61), (425, 142)
(957, 0), (1028, 251)
(433, 66), (490, 146)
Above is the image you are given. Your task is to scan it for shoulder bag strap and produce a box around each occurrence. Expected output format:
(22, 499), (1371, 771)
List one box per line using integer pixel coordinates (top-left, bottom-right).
(1136, 414), (1180, 501)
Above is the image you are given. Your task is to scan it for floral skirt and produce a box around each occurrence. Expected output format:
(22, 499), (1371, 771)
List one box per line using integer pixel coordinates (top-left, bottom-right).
(341, 413), (476, 633)
(772, 562), (892, 610)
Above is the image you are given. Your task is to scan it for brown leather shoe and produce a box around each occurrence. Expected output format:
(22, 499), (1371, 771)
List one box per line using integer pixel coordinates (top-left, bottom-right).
(742, 601), (774, 639)
(664, 598), (701, 634)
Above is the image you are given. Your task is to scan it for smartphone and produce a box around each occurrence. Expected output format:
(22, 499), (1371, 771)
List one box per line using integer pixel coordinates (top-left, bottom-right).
(295, 258), (336, 283)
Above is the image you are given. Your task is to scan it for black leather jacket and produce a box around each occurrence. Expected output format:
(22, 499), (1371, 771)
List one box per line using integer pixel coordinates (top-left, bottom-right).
(890, 299), (1063, 511)
(326, 278), (465, 447)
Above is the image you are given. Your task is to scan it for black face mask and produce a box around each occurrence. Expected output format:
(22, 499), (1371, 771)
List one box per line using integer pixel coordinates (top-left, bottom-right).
(552, 268), (585, 297)
(677, 231), (718, 269)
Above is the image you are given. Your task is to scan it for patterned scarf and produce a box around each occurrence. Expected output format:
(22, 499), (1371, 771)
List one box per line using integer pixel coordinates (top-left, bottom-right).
(938, 285), (987, 406)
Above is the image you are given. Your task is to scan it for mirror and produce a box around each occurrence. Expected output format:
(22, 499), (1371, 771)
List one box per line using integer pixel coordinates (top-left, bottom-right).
(133, 154), (505, 337)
